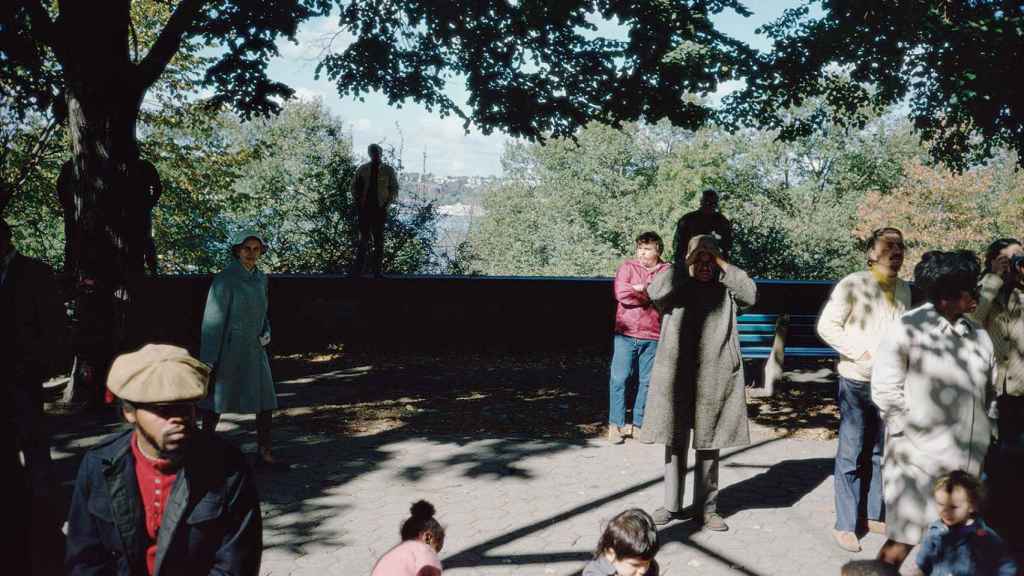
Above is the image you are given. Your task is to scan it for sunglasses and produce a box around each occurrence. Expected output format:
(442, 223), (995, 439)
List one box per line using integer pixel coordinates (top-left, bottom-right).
(135, 402), (198, 419)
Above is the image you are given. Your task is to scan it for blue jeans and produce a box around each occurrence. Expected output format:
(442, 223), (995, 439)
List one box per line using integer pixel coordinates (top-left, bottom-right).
(608, 334), (658, 428)
(834, 376), (885, 532)
(984, 395), (1024, 561)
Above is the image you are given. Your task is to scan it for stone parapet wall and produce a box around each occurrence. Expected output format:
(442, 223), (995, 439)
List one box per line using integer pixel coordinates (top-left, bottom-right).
(125, 275), (840, 355)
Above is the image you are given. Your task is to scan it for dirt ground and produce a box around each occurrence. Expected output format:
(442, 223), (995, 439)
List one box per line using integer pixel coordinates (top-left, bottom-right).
(268, 350), (840, 441)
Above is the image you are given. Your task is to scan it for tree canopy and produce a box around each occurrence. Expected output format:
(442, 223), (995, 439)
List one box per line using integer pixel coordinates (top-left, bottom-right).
(725, 0), (1024, 169)
(1, 0), (328, 122)
(320, 0), (753, 139)
(2, 1), (753, 140)
(5, 0), (1020, 188)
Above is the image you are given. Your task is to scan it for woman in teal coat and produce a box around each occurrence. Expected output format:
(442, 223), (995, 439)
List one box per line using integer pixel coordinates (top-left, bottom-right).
(200, 231), (279, 466)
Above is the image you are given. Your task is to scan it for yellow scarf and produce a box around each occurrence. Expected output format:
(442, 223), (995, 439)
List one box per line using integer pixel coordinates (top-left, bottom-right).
(871, 267), (898, 305)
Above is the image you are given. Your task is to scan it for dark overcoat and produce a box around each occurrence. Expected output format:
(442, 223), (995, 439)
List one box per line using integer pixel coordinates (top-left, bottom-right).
(0, 252), (69, 380)
(65, 429), (262, 576)
(1, 251), (68, 492)
(638, 264), (756, 450)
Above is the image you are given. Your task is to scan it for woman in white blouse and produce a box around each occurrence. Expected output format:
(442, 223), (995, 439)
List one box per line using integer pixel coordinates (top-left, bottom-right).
(871, 250), (997, 568)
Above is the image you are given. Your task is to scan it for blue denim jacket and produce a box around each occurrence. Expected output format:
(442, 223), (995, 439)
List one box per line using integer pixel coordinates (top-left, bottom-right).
(916, 518), (1017, 576)
(65, 430), (262, 576)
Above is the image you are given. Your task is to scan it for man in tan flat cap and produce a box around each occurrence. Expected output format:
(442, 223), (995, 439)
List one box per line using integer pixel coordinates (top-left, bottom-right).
(65, 344), (262, 576)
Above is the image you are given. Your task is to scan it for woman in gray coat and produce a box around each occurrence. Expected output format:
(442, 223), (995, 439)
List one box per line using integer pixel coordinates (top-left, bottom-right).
(638, 235), (756, 531)
(200, 231), (280, 466)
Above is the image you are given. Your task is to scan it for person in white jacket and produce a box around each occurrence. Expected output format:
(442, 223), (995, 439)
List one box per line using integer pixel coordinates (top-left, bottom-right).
(871, 250), (996, 569)
(817, 227), (911, 552)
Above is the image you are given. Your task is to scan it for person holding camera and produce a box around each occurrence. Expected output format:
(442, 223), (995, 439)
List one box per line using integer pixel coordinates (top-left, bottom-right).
(972, 237), (1024, 561)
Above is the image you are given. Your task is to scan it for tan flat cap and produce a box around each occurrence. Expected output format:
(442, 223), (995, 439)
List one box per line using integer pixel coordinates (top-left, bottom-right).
(107, 344), (209, 403)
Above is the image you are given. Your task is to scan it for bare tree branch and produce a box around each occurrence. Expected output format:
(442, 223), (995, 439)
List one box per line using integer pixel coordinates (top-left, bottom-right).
(136, 0), (207, 89)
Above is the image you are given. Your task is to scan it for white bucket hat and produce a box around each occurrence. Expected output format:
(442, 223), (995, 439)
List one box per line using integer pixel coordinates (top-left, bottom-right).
(229, 230), (268, 253)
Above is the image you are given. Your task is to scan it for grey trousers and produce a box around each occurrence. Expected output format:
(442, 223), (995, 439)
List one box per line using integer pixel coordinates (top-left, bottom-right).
(664, 437), (720, 515)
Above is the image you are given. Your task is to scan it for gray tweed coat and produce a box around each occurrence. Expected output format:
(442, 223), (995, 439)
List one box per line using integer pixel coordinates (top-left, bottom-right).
(637, 264), (756, 450)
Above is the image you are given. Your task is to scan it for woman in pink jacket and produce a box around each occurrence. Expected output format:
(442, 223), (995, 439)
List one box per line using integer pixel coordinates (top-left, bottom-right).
(607, 231), (670, 444)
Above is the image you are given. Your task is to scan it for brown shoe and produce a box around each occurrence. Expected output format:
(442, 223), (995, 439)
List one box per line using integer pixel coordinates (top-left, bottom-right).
(607, 425), (624, 445)
(703, 513), (729, 532)
(867, 520), (886, 535)
(833, 530), (861, 552)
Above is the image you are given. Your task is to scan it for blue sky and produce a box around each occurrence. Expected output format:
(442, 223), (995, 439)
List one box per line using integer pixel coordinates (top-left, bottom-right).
(265, 1), (801, 177)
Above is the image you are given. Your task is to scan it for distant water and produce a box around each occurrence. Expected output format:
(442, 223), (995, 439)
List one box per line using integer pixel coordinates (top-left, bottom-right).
(437, 212), (472, 237)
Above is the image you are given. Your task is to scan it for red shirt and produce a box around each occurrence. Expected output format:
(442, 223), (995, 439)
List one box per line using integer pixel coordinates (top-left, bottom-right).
(131, 433), (179, 576)
(613, 259), (670, 340)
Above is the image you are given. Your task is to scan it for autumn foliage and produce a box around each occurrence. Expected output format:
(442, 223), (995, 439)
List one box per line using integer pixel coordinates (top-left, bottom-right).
(856, 159), (1024, 278)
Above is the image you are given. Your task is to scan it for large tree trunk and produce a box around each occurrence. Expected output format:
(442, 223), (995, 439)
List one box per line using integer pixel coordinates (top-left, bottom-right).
(57, 0), (159, 406)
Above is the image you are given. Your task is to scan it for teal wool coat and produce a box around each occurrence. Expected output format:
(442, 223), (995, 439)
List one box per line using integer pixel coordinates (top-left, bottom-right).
(200, 260), (277, 414)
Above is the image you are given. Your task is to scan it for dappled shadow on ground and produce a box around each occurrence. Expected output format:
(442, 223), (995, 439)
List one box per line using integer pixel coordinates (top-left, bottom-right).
(747, 359), (839, 440)
(443, 435), (802, 576)
(271, 351), (841, 441)
(270, 350), (612, 439)
(651, 457), (832, 576)
(46, 351), (839, 572)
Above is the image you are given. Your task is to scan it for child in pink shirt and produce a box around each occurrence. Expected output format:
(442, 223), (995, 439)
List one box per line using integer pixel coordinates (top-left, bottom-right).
(371, 500), (445, 576)
(608, 232), (669, 444)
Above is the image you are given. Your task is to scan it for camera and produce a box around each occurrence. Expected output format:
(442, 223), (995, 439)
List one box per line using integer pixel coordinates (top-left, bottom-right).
(1012, 254), (1024, 271)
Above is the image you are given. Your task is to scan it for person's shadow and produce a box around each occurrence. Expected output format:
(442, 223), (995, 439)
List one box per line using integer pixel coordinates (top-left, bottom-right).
(654, 458), (833, 575)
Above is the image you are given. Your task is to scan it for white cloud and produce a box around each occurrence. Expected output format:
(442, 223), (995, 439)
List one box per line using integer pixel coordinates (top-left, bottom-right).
(292, 87), (325, 102)
(419, 115), (468, 141)
(268, 12), (507, 177)
(708, 79), (746, 106)
(275, 14), (354, 62)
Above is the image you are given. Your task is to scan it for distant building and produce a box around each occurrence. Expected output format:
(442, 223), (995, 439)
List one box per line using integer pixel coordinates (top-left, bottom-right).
(437, 203), (486, 218)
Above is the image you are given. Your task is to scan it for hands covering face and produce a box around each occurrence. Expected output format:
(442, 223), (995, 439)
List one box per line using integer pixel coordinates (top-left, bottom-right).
(686, 244), (720, 266)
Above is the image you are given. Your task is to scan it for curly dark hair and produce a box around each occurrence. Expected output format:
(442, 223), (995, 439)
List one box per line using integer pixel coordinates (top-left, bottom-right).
(399, 500), (445, 545)
(913, 250), (980, 304)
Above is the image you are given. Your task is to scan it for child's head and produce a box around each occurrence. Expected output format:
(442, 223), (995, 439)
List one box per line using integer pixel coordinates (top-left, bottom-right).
(933, 470), (983, 527)
(840, 559), (899, 576)
(400, 500), (445, 552)
(596, 509), (659, 576)
(635, 232), (663, 264)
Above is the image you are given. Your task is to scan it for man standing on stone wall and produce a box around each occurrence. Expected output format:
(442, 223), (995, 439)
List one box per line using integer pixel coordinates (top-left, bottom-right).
(673, 188), (732, 263)
(817, 227), (910, 553)
(350, 143), (399, 277)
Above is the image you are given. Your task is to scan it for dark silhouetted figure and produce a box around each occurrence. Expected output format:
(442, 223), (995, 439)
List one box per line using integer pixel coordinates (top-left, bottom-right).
(672, 188), (732, 263)
(350, 143), (398, 276)
(1, 219), (69, 575)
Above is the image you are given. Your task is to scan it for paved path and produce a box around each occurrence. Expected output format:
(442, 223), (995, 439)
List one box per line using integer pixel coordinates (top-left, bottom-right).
(49, 404), (912, 575)
(209, 420), (906, 576)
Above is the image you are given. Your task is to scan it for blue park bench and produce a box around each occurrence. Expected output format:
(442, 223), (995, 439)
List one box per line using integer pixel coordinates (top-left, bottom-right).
(738, 313), (838, 396)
